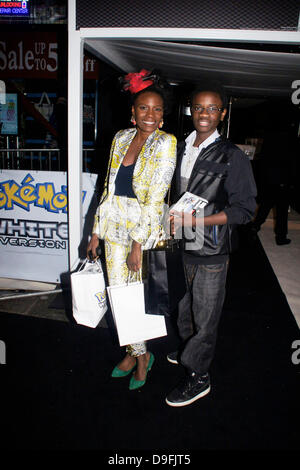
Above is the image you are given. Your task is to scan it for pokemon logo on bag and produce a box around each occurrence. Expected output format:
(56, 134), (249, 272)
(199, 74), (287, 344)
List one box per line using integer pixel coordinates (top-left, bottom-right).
(95, 291), (107, 309)
(71, 258), (107, 328)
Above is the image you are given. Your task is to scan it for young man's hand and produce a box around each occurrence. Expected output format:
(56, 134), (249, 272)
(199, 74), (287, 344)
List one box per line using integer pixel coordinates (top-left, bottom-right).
(170, 210), (195, 235)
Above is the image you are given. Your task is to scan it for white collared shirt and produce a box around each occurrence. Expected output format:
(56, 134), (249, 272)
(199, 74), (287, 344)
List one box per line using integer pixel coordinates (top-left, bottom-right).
(181, 129), (220, 179)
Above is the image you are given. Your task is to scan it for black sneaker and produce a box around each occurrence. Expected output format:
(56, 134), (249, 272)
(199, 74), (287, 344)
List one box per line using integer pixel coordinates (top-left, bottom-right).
(165, 372), (210, 407)
(167, 351), (179, 365)
(275, 237), (291, 246)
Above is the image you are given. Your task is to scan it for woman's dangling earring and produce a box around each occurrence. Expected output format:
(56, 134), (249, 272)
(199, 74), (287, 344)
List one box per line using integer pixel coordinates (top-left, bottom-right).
(131, 115), (136, 126)
(159, 120), (164, 129)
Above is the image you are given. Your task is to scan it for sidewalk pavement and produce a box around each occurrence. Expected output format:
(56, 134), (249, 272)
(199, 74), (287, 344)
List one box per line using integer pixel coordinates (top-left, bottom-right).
(0, 290), (69, 322)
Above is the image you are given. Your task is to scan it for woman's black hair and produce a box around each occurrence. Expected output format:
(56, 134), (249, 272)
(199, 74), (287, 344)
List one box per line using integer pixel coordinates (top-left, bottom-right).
(190, 80), (228, 109)
(132, 84), (164, 103)
(131, 84), (173, 115)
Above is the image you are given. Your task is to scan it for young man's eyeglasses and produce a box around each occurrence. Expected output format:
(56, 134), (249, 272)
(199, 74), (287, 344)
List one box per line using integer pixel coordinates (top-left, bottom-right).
(191, 105), (223, 114)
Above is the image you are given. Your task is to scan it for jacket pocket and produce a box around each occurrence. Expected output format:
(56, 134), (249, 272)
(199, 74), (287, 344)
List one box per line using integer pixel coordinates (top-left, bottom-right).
(195, 161), (229, 179)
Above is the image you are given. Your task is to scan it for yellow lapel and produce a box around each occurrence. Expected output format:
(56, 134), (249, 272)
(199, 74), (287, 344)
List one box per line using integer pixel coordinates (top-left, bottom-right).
(134, 128), (161, 179)
(110, 129), (136, 184)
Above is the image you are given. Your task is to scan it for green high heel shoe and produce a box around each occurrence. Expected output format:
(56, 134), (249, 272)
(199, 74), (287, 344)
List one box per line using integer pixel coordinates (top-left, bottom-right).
(111, 363), (136, 378)
(129, 352), (155, 390)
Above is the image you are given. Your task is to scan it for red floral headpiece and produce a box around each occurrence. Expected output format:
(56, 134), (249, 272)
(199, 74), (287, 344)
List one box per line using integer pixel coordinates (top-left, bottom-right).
(122, 69), (155, 94)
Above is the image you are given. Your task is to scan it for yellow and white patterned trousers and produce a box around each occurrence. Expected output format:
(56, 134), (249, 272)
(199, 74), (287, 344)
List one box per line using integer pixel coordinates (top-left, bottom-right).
(104, 195), (146, 357)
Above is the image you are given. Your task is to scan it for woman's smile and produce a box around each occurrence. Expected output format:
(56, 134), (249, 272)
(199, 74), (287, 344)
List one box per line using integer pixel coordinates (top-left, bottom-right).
(142, 120), (156, 125)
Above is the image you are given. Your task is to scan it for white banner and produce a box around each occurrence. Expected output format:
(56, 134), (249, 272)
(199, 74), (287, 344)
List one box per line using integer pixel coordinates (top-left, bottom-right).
(0, 170), (98, 283)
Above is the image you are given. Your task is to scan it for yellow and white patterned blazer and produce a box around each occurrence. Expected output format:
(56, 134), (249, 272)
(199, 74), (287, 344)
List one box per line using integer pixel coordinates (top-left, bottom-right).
(92, 128), (177, 248)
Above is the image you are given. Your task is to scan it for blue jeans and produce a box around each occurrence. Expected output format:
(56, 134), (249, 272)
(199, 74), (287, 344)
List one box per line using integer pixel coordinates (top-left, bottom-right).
(177, 261), (229, 375)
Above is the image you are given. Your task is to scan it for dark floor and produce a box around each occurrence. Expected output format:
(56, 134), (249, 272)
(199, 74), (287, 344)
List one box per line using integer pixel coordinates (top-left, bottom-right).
(0, 234), (299, 457)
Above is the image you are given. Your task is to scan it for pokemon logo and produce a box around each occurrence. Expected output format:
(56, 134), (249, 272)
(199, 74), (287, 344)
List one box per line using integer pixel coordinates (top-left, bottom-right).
(95, 291), (107, 309)
(0, 173), (86, 213)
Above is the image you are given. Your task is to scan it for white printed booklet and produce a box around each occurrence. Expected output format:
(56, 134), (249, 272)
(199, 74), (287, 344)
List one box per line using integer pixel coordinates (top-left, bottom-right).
(170, 192), (208, 214)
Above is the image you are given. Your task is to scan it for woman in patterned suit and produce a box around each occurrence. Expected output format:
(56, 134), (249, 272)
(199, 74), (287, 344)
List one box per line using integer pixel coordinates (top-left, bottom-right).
(87, 71), (177, 390)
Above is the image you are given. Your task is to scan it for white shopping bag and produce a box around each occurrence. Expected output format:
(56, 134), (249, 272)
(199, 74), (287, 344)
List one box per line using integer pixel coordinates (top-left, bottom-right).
(34, 91), (53, 121)
(71, 259), (107, 328)
(107, 274), (167, 346)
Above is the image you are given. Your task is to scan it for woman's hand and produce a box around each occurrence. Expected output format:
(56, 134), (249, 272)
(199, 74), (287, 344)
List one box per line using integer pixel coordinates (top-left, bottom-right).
(127, 241), (142, 272)
(87, 233), (100, 260)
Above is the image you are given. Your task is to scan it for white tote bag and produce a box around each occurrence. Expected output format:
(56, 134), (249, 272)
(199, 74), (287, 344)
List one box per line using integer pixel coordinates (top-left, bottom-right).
(71, 259), (107, 328)
(107, 273), (167, 346)
(34, 91), (53, 121)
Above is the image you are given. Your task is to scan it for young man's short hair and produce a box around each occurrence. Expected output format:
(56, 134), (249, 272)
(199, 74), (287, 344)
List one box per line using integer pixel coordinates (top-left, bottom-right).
(190, 81), (228, 109)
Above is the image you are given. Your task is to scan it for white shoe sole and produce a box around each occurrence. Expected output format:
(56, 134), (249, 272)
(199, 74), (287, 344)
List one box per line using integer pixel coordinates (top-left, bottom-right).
(165, 385), (211, 407)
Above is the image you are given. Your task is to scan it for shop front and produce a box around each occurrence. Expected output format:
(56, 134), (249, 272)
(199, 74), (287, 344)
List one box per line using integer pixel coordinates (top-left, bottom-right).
(0, 0), (299, 289)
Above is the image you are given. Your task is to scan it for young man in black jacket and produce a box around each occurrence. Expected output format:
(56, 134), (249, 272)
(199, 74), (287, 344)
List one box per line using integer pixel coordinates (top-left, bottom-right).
(166, 83), (257, 407)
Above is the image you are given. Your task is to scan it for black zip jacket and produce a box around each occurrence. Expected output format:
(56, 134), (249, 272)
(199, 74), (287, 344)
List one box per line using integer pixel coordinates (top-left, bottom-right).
(171, 136), (257, 263)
